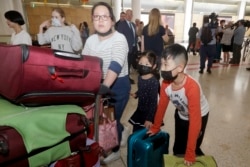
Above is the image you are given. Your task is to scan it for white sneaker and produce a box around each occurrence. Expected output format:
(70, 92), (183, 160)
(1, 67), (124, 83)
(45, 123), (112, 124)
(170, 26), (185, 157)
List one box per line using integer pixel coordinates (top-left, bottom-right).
(101, 151), (120, 164)
(120, 125), (130, 147)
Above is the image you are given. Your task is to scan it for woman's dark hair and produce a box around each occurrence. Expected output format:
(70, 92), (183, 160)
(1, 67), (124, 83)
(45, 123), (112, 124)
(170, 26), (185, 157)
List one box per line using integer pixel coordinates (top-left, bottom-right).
(91, 2), (115, 22)
(4, 10), (25, 25)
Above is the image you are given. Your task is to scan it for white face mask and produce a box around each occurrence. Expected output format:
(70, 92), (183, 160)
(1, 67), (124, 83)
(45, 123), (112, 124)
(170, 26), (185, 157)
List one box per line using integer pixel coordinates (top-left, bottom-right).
(51, 18), (62, 27)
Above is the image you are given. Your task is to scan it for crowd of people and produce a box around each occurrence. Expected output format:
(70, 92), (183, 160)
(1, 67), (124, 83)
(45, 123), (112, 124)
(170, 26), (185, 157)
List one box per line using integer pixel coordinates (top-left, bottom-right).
(187, 15), (249, 72)
(3, 2), (250, 166)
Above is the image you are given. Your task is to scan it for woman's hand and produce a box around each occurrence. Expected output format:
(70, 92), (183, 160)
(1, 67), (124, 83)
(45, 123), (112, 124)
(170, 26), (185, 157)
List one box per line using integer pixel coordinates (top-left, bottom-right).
(39, 20), (50, 33)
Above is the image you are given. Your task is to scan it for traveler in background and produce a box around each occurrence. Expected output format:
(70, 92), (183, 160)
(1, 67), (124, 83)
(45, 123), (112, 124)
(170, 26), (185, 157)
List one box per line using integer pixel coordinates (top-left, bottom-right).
(82, 2), (130, 164)
(38, 7), (82, 53)
(214, 20), (225, 62)
(115, 11), (126, 30)
(187, 23), (199, 55)
(230, 19), (246, 65)
(137, 21), (144, 51)
(220, 21), (234, 64)
(79, 21), (89, 47)
(117, 9), (137, 84)
(197, 16), (217, 74)
(4, 10), (32, 45)
(141, 8), (169, 69)
(129, 51), (159, 133)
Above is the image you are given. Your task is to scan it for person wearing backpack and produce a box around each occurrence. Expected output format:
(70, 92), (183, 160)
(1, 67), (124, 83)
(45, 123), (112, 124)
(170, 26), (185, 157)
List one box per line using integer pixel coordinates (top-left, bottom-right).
(197, 16), (217, 74)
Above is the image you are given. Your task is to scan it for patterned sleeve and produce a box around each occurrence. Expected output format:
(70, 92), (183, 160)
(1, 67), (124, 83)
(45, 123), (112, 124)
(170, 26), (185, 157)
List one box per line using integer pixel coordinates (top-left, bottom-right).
(145, 79), (159, 122)
(109, 33), (128, 74)
(81, 37), (91, 55)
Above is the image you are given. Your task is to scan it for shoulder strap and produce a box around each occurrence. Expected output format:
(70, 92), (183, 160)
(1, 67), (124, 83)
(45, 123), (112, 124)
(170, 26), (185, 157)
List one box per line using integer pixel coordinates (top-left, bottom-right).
(0, 127), (87, 166)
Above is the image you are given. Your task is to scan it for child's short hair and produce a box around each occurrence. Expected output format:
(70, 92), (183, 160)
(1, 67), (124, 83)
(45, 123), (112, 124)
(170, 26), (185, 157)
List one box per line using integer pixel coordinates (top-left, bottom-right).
(162, 44), (188, 67)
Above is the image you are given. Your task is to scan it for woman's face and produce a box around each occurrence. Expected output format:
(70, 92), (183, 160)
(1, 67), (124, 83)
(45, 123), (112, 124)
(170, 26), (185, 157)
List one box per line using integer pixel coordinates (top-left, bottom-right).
(92, 5), (113, 34)
(51, 10), (65, 26)
(6, 19), (15, 28)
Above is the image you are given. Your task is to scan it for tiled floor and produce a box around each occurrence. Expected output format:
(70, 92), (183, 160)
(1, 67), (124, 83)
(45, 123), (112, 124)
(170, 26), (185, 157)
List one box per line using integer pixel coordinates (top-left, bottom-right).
(101, 50), (250, 167)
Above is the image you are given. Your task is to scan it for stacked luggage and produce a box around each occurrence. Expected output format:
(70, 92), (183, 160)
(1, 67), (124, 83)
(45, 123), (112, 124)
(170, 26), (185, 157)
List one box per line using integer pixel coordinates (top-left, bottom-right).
(0, 44), (103, 167)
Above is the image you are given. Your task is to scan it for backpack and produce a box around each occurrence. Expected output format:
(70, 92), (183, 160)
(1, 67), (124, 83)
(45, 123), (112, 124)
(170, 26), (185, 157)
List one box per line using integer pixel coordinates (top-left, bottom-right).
(200, 26), (213, 45)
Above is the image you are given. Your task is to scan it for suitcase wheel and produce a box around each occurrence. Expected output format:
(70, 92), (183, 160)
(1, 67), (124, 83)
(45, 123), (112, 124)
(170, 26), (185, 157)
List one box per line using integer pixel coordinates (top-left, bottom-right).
(0, 136), (9, 155)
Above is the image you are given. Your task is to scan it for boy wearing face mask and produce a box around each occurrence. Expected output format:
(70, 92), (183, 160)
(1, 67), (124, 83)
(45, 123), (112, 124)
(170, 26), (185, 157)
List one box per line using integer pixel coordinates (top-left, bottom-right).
(147, 44), (209, 167)
(37, 8), (82, 53)
(129, 51), (160, 133)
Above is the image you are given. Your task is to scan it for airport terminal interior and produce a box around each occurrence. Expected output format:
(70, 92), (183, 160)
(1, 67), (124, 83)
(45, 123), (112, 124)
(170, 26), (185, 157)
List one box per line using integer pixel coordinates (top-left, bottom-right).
(0, 0), (250, 167)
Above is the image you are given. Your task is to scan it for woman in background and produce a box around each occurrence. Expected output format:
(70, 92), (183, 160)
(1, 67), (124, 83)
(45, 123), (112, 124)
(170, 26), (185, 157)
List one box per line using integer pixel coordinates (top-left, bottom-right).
(141, 8), (169, 68)
(38, 7), (82, 53)
(80, 21), (89, 47)
(4, 10), (32, 45)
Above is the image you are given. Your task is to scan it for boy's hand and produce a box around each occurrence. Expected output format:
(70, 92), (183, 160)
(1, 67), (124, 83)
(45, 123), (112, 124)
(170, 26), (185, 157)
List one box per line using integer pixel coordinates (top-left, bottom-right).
(184, 160), (194, 166)
(130, 92), (137, 98)
(146, 130), (155, 136)
(144, 121), (152, 129)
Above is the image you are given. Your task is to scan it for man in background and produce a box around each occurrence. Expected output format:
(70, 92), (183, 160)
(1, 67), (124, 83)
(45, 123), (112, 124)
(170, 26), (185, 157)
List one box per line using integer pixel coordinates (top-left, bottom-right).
(117, 9), (137, 84)
(187, 23), (199, 55)
(115, 12), (126, 30)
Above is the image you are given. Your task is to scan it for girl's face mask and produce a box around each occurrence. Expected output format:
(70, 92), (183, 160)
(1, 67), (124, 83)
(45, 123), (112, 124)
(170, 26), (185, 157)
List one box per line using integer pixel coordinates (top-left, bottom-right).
(137, 65), (152, 76)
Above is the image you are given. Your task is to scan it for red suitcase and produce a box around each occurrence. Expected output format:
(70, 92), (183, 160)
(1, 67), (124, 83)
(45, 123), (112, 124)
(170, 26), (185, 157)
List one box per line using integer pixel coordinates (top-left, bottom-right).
(54, 140), (103, 167)
(0, 113), (88, 167)
(0, 44), (102, 106)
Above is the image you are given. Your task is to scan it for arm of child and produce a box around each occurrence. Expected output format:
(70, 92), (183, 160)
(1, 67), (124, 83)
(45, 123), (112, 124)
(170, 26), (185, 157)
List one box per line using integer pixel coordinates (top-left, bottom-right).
(184, 82), (202, 164)
(145, 79), (159, 123)
(148, 81), (169, 135)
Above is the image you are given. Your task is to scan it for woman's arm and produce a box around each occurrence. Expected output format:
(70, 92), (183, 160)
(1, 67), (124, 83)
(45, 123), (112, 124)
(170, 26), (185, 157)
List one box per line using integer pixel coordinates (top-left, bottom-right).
(70, 24), (83, 52)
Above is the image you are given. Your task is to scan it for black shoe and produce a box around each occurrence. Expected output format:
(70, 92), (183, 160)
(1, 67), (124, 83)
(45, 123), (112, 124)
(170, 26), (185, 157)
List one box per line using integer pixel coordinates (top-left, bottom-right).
(207, 69), (211, 74)
(229, 61), (235, 64)
(129, 78), (135, 84)
(246, 67), (250, 71)
(199, 69), (203, 74)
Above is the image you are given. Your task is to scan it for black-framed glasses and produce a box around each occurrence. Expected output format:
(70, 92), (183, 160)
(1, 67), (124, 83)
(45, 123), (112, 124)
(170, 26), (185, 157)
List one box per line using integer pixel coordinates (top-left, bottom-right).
(92, 15), (110, 21)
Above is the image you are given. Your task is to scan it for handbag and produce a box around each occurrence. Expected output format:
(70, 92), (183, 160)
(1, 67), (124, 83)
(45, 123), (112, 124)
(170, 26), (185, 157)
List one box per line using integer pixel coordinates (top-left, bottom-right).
(83, 99), (118, 152)
(98, 111), (119, 152)
(163, 155), (218, 167)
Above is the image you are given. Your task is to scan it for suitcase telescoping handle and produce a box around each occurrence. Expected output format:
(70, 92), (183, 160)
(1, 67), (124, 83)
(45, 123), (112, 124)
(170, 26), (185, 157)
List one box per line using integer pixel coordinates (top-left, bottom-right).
(54, 50), (82, 60)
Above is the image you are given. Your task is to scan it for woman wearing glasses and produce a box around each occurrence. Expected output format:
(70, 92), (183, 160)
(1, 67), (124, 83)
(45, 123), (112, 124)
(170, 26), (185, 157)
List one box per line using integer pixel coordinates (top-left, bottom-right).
(82, 2), (130, 165)
(37, 7), (82, 53)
